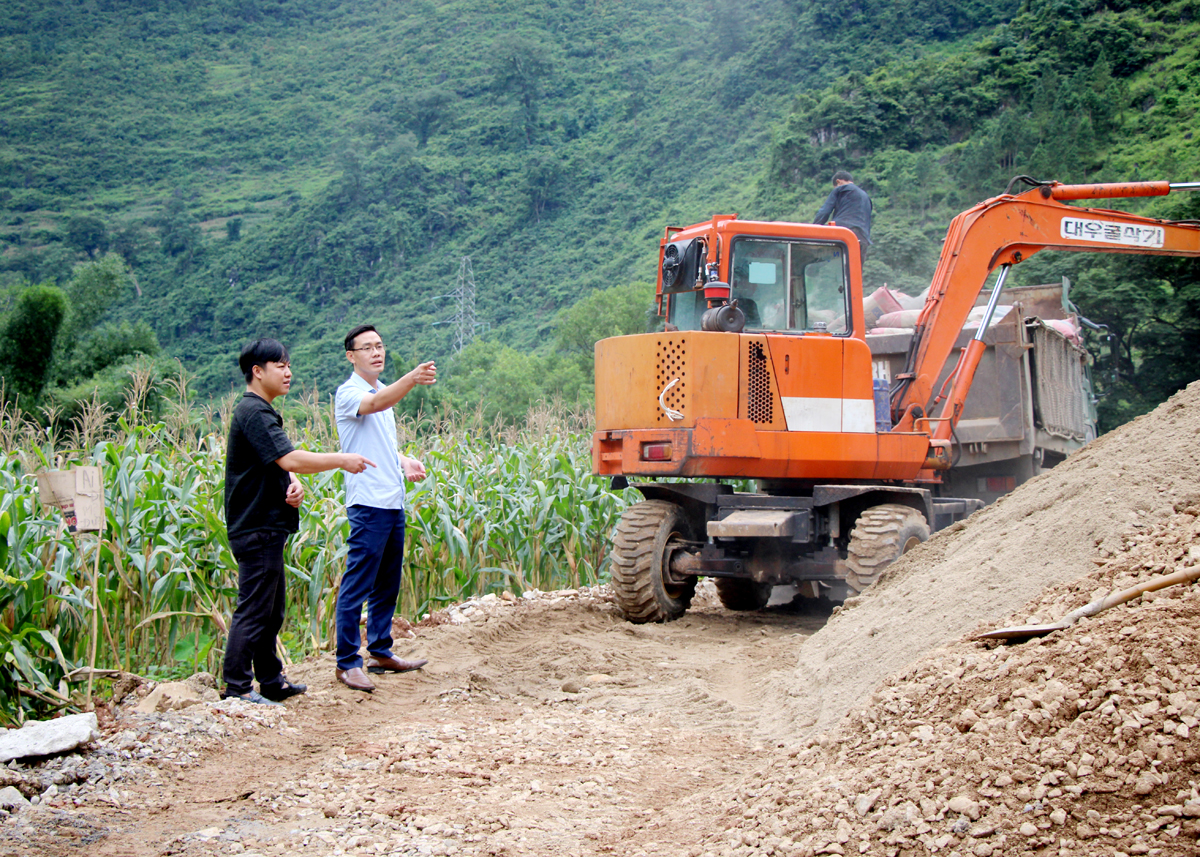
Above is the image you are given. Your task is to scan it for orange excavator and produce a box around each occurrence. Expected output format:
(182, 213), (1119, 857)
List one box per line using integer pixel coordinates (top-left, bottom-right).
(592, 178), (1200, 622)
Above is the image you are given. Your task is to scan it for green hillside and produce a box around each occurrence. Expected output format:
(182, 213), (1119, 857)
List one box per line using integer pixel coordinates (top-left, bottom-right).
(1, 0), (1198, 429)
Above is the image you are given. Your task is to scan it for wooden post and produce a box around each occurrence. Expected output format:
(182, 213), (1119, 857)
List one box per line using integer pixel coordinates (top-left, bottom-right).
(36, 467), (106, 712)
(85, 540), (100, 711)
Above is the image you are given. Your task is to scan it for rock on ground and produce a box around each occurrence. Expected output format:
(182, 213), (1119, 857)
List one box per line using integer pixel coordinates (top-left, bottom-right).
(0, 713), (99, 763)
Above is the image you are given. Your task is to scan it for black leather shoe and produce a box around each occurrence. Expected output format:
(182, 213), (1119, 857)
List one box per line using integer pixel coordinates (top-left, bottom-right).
(367, 654), (429, 674)
(260, 678), (307, 702)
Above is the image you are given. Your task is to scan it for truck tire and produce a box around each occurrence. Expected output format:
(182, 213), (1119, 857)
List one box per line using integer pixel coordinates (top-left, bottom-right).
(844, 503), (930, 594)
(609, 500), (698, 623)
(714, 578), (773, 612)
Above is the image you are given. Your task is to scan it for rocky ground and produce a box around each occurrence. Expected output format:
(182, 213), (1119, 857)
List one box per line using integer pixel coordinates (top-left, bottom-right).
(709, 507), (1200, 857)
(0, 584), (833, 857)
(5, 383), (1200, 857)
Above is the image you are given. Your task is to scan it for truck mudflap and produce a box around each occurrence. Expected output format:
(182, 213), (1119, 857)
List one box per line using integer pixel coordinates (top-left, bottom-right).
(932, 497), (985, 531)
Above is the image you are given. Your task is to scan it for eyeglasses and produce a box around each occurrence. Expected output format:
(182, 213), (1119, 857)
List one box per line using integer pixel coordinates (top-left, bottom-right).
(350, 344), (386, 354)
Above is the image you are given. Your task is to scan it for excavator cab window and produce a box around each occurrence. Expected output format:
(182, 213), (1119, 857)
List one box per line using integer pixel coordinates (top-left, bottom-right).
(729, 238), (849, 334)
(669, 288), (708, 330)
(798, 243), (850, 334)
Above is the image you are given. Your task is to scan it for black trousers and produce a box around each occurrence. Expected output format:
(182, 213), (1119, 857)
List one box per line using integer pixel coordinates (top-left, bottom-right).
(222, 530), (290, 695)
(848, 226), (870, 268)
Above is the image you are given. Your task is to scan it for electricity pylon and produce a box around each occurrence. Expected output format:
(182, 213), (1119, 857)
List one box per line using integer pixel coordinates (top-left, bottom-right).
(451, 257), (477, 353)
(433, 256), (487, 352)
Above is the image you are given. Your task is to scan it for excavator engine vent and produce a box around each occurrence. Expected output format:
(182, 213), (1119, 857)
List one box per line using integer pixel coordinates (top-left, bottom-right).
(656, 338), (688, 423)
(747, 342), (774, 424)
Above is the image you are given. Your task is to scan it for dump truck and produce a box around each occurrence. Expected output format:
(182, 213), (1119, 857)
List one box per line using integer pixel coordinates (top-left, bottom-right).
(593, 178), (1200, 621)
(869, 278), (1097, 507)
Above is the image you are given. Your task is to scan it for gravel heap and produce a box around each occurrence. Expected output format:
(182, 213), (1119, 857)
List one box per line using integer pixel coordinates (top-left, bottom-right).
(706, 486), (1200, 856)
(785, 380), (1200, 744)
(0, 682), (289, 807)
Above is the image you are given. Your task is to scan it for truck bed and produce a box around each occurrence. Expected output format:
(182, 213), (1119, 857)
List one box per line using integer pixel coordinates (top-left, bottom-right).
(866, 283), (1095, 503)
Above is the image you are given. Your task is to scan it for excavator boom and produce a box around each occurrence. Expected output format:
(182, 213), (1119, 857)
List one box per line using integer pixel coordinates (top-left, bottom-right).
(893, 181), (1200, 438)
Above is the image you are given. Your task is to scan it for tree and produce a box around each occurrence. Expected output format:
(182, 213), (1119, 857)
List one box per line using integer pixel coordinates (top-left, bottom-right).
(522, 152), (564, 223)
(111, 222), (157, 266)
(1069, 254), (1200, 432)
(65, 214), (109, 258)
(67, 320), (161, 380)
(492, 35), (553, 144)
(446, 339), (545, 425)
(154, 195), (204, 263)
(554, 282), (656, 379)
(0, 283), (68, 407)
(62, 253), (135, 344)
(400, 87), (458, 147)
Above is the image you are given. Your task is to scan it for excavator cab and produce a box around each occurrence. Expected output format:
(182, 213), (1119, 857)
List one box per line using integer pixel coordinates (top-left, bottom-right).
(667, 236), (852, 335)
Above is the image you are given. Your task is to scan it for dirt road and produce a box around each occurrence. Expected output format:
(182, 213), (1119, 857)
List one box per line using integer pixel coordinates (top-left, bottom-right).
(5, 584), (832, 857)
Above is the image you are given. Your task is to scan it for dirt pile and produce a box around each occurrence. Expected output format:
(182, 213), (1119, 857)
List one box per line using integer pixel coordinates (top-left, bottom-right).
(785, 379), (1200, 740)
(700, 381), (1200, 856)
(710, 501), (1200, 856)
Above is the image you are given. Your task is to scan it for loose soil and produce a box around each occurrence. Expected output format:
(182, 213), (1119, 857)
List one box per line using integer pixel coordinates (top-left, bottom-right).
(6, 380), (1200, 857)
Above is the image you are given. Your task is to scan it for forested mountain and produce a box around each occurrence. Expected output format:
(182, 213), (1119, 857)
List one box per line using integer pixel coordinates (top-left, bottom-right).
(1, 0), (1197, 429)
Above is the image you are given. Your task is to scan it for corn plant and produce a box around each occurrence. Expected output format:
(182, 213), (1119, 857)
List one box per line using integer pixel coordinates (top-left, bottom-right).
(0, 385), (635, 725)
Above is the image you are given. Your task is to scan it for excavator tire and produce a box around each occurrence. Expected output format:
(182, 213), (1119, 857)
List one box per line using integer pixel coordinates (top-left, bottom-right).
(609, 500), (698, 623)
(844, 503), (930, 594)
(714, 578), (773, 612)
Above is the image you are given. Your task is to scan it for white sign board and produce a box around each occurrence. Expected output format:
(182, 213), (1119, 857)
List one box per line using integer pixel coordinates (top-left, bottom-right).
(1061, 216), (1165, 249)
(36, 467), (106, 533)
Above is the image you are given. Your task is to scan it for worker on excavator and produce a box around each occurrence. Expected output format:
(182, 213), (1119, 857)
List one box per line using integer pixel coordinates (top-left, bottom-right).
(814, 170), (873, 264)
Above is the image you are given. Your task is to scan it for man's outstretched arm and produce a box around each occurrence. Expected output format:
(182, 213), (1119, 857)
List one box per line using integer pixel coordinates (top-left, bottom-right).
(277, 450), (376, 474)
(357, 361), (437, 416)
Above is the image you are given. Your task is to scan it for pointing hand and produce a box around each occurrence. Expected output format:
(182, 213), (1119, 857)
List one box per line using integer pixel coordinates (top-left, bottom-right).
(408, 361), (437, 386)
(343, 455), (377, 474)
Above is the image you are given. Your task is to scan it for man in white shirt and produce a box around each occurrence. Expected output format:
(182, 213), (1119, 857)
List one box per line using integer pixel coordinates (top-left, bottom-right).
(333, 324), (436, 692)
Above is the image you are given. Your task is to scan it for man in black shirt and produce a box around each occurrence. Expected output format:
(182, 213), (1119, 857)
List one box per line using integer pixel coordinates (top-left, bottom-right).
(814, 170), (873, 265)
(222, 339), (375, 704)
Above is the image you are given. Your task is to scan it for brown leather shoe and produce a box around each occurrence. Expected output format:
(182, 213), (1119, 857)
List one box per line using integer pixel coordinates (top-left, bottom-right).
(366, 654), (429, 674)
(335, 666), (375, 692)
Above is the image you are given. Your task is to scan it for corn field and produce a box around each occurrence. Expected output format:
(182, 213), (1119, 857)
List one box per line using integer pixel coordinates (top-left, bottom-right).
(0, 377), (636, 726)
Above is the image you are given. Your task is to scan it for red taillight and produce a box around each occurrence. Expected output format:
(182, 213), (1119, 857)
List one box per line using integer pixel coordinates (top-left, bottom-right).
(641, 442), (673, 461)
(985, 476), (1016, 493)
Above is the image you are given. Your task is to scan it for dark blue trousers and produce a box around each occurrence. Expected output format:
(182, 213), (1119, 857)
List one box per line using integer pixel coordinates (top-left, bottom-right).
(223, 530), (290, 696)
(337, 505), (405, 670)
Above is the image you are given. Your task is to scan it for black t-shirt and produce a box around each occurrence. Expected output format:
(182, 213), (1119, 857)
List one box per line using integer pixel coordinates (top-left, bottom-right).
(225, 392), (298, 540)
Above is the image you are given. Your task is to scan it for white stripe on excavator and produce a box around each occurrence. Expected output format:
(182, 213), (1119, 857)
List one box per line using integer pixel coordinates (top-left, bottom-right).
(780, 397), (875, 433)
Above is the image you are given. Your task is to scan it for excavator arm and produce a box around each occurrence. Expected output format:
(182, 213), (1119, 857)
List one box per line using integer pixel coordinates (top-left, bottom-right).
(891, 180), (1200, 443)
